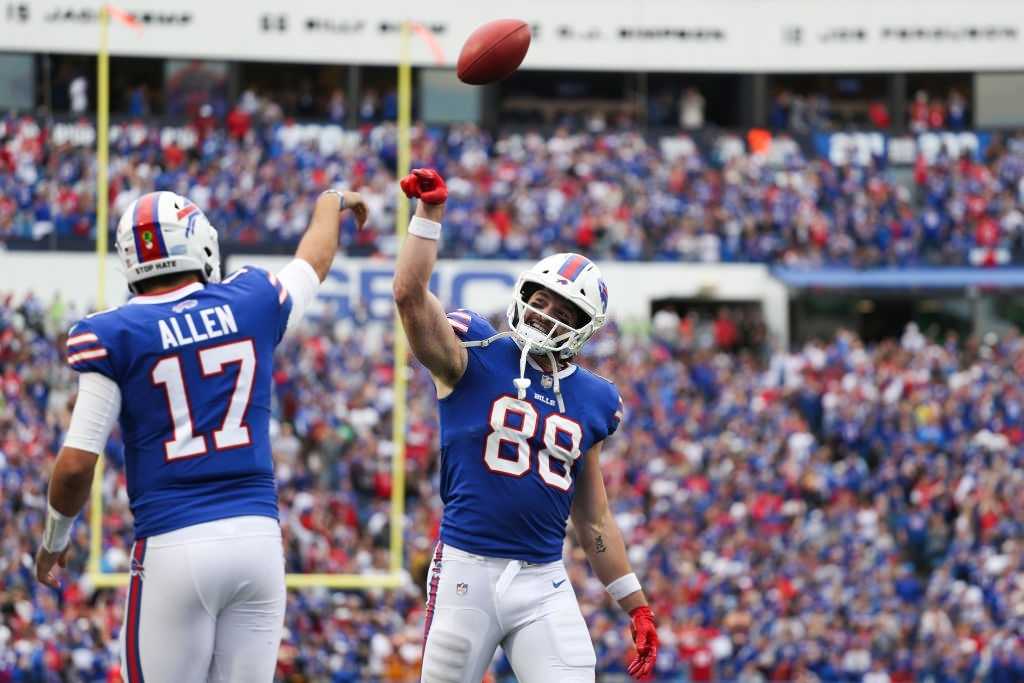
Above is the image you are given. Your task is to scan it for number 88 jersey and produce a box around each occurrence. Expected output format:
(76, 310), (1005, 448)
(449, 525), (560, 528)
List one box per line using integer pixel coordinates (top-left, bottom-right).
(65, 267), (292, 539)
(439, 310), (622, 564)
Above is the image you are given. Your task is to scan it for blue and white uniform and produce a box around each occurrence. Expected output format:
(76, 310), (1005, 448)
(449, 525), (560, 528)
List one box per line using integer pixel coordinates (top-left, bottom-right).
(437, 310), (621, 563)
(64, 262), (319, 683)
(421, 308), (623, 683)
(67, 268), (289, 539)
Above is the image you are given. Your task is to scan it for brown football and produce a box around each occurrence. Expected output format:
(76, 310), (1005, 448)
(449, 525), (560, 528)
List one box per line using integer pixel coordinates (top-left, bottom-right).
(456, 19), (531, 85)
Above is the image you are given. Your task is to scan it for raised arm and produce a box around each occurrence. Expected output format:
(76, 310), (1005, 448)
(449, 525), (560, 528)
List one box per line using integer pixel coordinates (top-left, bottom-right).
(275, 189), (368, 333)
(571, 441), (659, 680)
(392, 169), (467, 393)
(294, 189), (367, 282)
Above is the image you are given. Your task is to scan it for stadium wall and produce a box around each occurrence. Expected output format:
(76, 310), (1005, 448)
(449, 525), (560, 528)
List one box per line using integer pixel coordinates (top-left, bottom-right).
(0, 251), (790, 345)
(0, 0), (1021, 72)
(1, 250), (125, 310)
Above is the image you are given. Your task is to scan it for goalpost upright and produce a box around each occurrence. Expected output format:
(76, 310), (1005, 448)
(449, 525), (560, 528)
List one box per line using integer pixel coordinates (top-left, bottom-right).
(86, 18), (420, 591)
(87, 5), (110, 584)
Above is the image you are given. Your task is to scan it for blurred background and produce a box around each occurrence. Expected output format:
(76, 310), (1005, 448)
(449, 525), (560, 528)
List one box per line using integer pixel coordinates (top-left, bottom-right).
(1, 1), (1024, 681)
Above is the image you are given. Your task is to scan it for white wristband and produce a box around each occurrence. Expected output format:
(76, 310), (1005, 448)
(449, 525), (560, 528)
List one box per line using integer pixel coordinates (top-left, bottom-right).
(606, 572), (642, 601)
(322, 189), (347, 210)
(42, 503), (76, 553)
(408, 216), (441, 241)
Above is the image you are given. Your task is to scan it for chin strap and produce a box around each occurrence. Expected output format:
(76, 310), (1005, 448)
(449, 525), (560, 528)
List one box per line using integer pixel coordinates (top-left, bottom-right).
(461, 331), (566, 413)
(545, 349), (566, 413)
(514, 340), (532, 400)
(460, 331), (511, 350)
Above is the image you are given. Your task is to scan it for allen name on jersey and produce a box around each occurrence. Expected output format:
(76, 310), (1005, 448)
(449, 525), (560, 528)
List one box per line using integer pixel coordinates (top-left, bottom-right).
(156, 302), (238, 350)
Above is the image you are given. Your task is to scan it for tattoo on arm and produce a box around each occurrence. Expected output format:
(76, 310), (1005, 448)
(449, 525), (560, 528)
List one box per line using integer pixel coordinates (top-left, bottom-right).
(595, 535), (607, 553)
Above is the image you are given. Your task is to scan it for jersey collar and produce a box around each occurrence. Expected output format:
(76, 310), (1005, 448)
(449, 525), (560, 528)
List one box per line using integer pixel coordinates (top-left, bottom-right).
(526, 354), (577, 379)
(128, 282), (204, 305)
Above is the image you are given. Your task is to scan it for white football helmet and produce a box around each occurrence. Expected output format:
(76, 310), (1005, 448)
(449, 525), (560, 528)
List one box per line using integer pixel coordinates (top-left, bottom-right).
(115, 191), (221, 293)
(506, 253), (609, 360)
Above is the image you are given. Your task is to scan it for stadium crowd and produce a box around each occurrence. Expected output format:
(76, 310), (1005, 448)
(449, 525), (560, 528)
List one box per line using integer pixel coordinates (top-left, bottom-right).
(2, 112), (1024, 267)
(766, 88), (971, 134)
(2, 288), (1022, 682)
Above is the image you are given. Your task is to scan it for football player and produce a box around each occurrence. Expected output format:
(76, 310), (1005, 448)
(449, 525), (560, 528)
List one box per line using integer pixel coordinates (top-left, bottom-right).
(35, 189), (367, 682)
(394, 169), (659, 682)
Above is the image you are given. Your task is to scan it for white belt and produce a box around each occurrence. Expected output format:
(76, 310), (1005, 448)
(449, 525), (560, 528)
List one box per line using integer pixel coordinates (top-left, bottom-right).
(495, 559), (527, 598)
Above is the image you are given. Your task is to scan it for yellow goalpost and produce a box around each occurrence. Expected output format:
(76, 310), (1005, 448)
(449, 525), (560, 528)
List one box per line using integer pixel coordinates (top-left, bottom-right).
(86, 15), (421, 591)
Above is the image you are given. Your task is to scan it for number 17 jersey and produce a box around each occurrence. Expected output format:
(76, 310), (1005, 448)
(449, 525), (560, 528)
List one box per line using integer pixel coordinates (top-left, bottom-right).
(65, 268), (292, 539)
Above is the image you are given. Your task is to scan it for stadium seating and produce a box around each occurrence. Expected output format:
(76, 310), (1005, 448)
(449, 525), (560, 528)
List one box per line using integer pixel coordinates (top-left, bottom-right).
(2, 293), (1022, 681)
(2, 113), (1023, 267)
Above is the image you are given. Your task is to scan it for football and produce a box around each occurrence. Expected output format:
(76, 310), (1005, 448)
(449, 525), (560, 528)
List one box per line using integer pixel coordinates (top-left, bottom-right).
(456, 19), (531, 85)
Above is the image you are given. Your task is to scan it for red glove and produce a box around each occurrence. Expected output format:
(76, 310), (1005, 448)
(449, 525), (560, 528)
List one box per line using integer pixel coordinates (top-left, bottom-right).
(627, 606), (659, 680)
(399, 168), (448, 205)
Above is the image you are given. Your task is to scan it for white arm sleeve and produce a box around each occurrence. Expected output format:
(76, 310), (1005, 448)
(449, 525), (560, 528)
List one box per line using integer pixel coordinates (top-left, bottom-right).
(277, 258), (321, 333)
(64, 372), (121, 454)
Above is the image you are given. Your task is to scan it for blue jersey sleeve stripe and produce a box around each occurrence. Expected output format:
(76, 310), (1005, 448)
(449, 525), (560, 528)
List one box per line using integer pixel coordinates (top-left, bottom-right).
(446, 315), (469, 334)
(68, 348), (108, 365)
(66, 341), (105, 356)
(444, 309), (499, 342)
(66, 332), (99, 347)
(266, 272), (289, 306)
(447, 310), (472, 335)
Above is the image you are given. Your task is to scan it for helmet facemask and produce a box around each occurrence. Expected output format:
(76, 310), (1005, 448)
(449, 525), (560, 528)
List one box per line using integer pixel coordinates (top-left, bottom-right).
(508, 283), (591, 360)
(492, 253), (609, 412)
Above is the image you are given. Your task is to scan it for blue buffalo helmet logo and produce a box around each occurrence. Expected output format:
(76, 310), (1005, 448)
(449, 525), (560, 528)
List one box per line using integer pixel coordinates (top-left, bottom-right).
(178, 201), (201, 238)
(598, 279), (609, 313)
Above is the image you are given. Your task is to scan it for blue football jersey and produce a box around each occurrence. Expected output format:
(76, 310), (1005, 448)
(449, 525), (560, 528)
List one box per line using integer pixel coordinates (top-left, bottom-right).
(438, 309), (623, 563)
(65, 267), (293, 539)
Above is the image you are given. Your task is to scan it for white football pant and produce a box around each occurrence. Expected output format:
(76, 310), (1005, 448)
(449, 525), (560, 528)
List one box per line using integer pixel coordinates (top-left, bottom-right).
(119, 516), (286, 683)
(421, 542), (596, 683)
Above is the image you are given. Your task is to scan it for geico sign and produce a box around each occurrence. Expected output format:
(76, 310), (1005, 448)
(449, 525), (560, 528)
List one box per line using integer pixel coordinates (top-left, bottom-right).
(315, 267), (516, 321)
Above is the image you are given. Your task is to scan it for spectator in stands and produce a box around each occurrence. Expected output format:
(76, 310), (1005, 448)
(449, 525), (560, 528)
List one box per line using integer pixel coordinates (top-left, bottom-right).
(69, 74), (88, 114)
(928, 96), (947, 130)
(2, 101), (1023, 269)
(868, 100), (891, 129)
(910, 90), (930, 132)
(947, 89), (969, 131)
(327, 88), (348, 124)
(769, 91), (791, 130)
(679, 87), (705, 130)
(360, 89), (380, 122)
(4, 285), (1024, 681)
(127, 84), (150, 118)
(226, 101), (252, 139)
